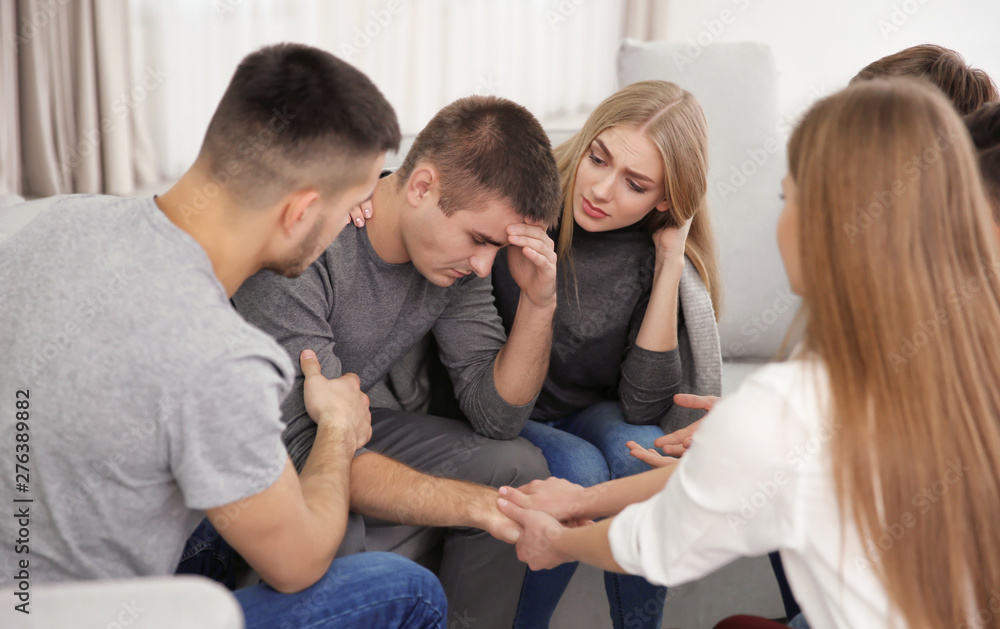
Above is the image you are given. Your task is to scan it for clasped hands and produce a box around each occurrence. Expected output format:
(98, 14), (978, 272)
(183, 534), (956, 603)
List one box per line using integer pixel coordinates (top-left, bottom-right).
(491, 393), (721, 571)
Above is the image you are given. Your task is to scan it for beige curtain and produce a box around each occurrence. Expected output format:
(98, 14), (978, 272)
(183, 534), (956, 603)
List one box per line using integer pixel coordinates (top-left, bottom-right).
(623, 0), (670, 41)
(0, 0), (157, 197)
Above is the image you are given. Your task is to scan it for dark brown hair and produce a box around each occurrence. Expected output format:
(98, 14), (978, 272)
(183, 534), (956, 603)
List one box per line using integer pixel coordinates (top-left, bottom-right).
(965, 103), (1000, 221)
(395, 95), (561, 225)
(200, 43), (400, 208)
(853, 44), (998, 115)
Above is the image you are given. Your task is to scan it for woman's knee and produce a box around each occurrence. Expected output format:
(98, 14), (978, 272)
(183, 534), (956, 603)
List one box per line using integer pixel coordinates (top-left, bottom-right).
(593, 424), (666, 480)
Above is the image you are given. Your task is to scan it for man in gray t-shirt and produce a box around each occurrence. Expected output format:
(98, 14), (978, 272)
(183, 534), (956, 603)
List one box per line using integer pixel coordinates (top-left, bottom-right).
(0, 44), (448, 629)
(233, 96), (563, 626)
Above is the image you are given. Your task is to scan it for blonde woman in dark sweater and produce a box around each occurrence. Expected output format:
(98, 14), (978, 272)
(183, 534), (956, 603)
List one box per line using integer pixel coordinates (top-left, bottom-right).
(492, 81), (723, 629)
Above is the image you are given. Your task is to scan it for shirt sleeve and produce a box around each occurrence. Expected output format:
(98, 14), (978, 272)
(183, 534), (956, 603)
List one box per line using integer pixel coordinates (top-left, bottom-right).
(618, 289), (683, 425)
(431, 274), (536, 439)
(608, 365), (808, 586)
(232, 260), (357, 467)
(169, 354), (290, 510)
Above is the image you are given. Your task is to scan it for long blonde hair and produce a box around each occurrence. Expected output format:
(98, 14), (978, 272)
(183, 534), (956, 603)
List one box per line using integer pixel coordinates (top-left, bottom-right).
(554, 80), (721, 316)
(790, 77), (1000, 627)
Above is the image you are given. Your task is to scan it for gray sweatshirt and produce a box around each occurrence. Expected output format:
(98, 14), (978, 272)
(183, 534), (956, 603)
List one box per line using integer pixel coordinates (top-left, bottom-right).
(492, 221), (683, 425)
(234, 224), (532, 469)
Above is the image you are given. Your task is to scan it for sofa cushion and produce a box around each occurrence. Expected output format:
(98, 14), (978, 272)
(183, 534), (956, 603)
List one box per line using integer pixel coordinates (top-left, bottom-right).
(617, 39), (799, 361)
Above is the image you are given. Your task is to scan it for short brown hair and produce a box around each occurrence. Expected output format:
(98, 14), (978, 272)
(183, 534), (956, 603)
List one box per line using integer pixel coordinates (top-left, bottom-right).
(965, 103), (1000, 221)
(852, 44), (998, 115)
(201, 43), (400, 208)
(395, 95), (561, 225)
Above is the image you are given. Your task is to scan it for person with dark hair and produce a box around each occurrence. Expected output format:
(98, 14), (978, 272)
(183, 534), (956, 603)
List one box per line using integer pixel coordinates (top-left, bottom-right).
(852, 43), (998, 115)
(0, 43), (449, 628)
(965, 103), (1000, 221)
(231, 94), (563, 627)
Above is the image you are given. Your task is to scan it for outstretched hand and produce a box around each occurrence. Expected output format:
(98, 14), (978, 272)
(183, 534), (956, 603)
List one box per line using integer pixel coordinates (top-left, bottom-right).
(629, 393), (722, 467)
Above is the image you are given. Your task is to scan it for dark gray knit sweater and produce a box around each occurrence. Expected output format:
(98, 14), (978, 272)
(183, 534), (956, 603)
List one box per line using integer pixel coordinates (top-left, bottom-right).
(493, 221), (685, 426)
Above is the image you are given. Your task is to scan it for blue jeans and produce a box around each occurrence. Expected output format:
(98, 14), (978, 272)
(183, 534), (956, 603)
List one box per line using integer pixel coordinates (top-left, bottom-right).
(788, 613), (810, 628)
(513, 401), (668, 629)
(178, 521), (447, 628)
(236, 552), (446, 629)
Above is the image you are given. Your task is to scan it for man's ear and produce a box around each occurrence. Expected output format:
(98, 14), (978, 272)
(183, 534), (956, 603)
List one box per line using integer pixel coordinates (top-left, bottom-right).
(406, 165), (438, 208)
(279, 189), (320, 237)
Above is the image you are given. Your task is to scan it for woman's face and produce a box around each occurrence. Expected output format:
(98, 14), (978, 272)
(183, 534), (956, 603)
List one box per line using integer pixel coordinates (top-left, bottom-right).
(777, 175), (803, 295)
(572, 126), (671, 232)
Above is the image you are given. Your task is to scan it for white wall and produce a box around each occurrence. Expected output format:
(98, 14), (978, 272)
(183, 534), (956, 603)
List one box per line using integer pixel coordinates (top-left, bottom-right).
(664, 0), (1000, 132)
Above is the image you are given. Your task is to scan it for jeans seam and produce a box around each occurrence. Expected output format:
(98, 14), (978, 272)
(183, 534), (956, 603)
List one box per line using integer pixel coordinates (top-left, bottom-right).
(610, 573), (625, 628)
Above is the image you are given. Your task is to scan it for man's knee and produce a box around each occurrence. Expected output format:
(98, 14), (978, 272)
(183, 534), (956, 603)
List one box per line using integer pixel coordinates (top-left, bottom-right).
(368, 553), (446, 608)
(323, 553), (447, 623)
(476, 436), (550, 487)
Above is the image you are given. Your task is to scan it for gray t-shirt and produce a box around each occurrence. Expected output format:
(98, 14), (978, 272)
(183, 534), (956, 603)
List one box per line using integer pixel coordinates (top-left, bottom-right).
(233, 223), (532, 470)
(0, 195), (292, 585)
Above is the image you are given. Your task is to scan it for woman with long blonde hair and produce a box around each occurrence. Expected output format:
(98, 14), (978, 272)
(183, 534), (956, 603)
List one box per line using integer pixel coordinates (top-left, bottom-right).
(497, 76), (1000, 629)
(490, 80), (723, 628)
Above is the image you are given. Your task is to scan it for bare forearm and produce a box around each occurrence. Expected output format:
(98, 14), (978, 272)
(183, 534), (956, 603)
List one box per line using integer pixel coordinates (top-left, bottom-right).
(350, 452), (495, 528)
(580, 465), (676, 520)
(494, 295), (556, 405)
(293, 424), (356, 560)
(635, 261), (683, 351)
(555, 519), (625, 573)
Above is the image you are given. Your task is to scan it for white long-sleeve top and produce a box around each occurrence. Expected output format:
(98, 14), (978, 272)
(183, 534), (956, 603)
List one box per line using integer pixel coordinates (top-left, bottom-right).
(608, 360), (901, 629)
